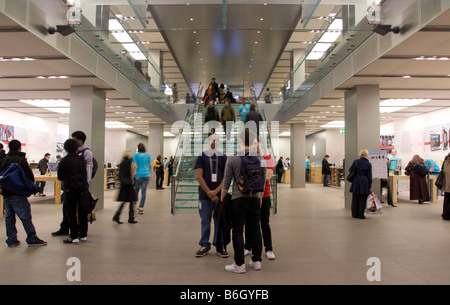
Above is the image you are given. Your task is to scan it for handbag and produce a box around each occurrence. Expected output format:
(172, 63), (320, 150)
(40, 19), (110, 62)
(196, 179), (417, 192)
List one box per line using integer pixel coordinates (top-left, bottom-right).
(346, 168), (356, 182)
(413, 162), (429, 177)
(435, 171), (444, 190)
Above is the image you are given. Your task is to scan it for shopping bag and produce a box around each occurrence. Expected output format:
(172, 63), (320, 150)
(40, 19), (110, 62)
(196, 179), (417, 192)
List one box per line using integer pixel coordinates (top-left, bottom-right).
(366, 192), (383, 212)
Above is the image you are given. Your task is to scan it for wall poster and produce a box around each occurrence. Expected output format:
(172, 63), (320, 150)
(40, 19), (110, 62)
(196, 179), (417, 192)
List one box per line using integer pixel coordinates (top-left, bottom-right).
(369, 150), (388, 179)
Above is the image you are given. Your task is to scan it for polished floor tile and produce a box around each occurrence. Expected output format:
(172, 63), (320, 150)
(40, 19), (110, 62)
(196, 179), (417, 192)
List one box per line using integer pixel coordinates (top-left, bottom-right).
(0, 183), (449, 285)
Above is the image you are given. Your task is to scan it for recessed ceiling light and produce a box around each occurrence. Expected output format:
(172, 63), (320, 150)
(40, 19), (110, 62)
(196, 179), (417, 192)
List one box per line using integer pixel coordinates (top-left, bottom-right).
(190, 18), (194, 21)
(260, 18), (264, 21)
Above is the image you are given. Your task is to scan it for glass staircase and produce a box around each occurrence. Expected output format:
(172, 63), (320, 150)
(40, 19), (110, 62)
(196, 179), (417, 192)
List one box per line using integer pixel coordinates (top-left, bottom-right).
(171, 101), (278, 215)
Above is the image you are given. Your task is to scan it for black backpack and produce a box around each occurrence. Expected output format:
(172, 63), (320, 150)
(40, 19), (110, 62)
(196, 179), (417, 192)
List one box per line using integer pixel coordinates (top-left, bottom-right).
(235, 154), (265, 195)
(78, 148), (98, 179)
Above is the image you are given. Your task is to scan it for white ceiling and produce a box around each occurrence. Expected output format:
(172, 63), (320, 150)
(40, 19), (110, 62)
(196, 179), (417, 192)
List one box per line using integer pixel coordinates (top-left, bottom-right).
(285, 8), (450, 135)
(0, 3), (449, 140)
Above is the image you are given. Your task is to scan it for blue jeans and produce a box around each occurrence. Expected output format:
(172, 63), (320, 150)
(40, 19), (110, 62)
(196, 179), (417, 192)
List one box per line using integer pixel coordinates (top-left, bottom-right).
(198, 199), (217, 249)
(4, 195), (39, 246)
(134, 177), (150, 208)
(36, 181), (46, 194)
(323, 174), (330, 187)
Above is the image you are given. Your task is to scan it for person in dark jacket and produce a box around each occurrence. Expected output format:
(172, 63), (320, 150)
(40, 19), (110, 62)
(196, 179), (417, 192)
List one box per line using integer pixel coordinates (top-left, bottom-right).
(405, 155), (430, 204)
(276, 157), (284, 183)
(322, 155), (331, 187)
(0, 143), (6, 161)
(36, 153), (50, 197)
(349, 148), (372, 219)
(57, 139), (89, 244)
(244, 103), (263, 136)
(166, 156), (174, 187)
(0, 139), (47, 247)
(113, 150), (138, 224)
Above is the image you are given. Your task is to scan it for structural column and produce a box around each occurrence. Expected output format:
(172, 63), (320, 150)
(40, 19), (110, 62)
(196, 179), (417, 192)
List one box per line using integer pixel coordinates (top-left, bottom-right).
(147, 123), (164, 189)
(290, 123), (306, 188)
(70, 85), (106, 210)
(344, 85), (380, 209)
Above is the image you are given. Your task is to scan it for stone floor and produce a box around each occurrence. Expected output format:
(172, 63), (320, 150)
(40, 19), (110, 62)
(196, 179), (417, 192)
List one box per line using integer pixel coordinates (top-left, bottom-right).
(0, 183), (449, 285)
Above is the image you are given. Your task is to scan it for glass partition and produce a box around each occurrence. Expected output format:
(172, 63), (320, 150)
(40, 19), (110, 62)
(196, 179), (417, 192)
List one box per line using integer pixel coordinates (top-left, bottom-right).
(73, 3), (175, 111)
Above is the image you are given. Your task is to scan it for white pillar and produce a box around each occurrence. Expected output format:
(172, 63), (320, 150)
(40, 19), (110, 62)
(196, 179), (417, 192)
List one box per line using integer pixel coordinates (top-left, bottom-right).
(290, 123), (306, 188)
(344, 85), (380, 209)
(147, 123), (164, 189)
(69, 85), (106, 209)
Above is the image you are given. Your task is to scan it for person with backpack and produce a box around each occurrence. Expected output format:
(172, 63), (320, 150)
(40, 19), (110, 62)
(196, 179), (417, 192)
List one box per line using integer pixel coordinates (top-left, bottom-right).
(57, 139), (89, 244)
(51, 130), (96, 236)
(221, 128), (266, 273)
(244, 136), (276, 260)
(0, 139), (47, 247)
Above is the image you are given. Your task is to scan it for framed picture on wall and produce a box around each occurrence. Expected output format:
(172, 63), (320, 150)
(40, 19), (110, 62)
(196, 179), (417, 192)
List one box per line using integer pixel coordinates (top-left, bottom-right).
(0, 124), (14, 142)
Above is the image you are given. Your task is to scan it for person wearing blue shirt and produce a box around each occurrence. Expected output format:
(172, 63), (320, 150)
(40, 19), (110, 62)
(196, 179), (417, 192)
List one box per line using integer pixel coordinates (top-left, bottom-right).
(238, 99), (250, 121)
(388, 149), (399, 173)
(305, 156), (311, 182)
(425, 158), (441, 198)
(132, 143), (152, 214)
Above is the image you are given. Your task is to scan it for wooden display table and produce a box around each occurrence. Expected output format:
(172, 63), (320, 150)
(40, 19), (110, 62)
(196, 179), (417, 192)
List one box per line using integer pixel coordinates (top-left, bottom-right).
(330, 167), (343, 187)
(388, 174), (437, 204)
(281, 169), (291, 184)
(34, 174), (62, 204)
(309, 166), (323, 184)
(0, 195), (3, 218)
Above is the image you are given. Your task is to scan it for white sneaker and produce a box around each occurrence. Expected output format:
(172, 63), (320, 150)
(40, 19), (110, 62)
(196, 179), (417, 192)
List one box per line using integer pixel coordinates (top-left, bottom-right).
(244, 249), (251, 256)
(249, 260), (261, 270)
(266, 251), (276, 260)
(80, 237), (87, 243)
(225, 263), (246, 274)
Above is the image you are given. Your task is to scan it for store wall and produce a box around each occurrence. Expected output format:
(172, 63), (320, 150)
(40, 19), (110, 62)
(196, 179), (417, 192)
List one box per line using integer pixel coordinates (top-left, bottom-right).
(104, 130), (127, 166)
(306, 131), (327, 165)
(381, 107), (450, 168)
(0, 108), (68, 164)
(326, 129), (345, 167)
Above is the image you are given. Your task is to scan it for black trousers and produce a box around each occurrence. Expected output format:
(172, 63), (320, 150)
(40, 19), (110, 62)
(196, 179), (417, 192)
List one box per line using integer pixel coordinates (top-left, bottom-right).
(443, 193), (450, 220)
(351, 193), (368, 218)
(114, 201), (135, 221)
(245, 196), (272, 253)
(167, 170), (173, 186)
(156, 170), (164, 188)
(231, 197), (262, 266)
(66, 189), (88, 239)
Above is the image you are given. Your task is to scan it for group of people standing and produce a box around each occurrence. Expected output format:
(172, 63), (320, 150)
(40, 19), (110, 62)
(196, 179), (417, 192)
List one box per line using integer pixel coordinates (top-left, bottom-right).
(0, 131), (95, 246)
(194, 129), (276, 273)
(348, 148), (450, 220)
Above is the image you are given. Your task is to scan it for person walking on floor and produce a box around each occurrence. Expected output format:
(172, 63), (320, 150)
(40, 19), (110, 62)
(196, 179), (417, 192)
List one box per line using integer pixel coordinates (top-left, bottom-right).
(113, 150), (138, 224)
(132, 143), (152, 214)
(221, 128), (265, 273)
(57, 139), (89, 244)
(194, 132), (228, 258)
(154, 154), (164, 189)
(245, 136), (276, 260)
(0, 140), (47, 247)
(348, 148), (372, 219)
